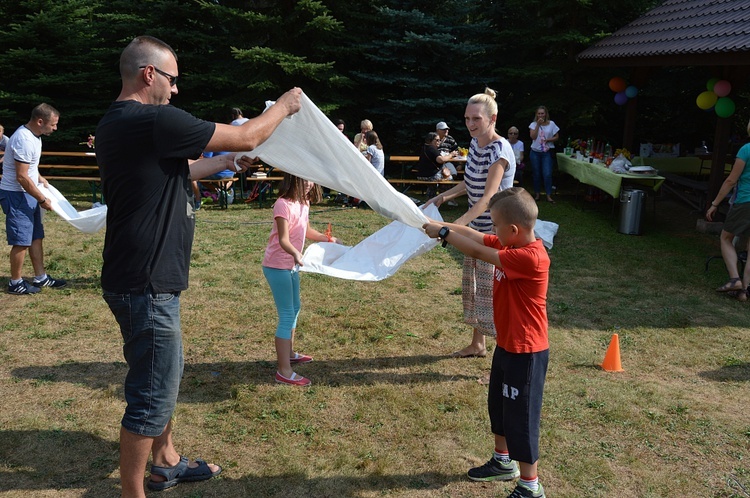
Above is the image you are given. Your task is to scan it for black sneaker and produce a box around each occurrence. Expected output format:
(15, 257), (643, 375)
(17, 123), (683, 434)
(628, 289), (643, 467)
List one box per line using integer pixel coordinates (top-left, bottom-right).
(32, 275), (67, 289)
(507, 482), (545, 498)
(467, 457), (520, 482)
(7, 280), (41, 295)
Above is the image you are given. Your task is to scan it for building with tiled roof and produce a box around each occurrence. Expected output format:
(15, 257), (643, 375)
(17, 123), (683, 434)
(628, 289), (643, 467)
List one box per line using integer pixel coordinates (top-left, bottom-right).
(577, 0), (750, 66)
(576, 0), (750, 200)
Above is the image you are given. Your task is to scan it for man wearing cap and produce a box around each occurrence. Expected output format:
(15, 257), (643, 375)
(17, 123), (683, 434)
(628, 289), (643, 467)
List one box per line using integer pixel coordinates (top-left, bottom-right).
(436, 121), (458, 154)
(436, 121), (459, 178)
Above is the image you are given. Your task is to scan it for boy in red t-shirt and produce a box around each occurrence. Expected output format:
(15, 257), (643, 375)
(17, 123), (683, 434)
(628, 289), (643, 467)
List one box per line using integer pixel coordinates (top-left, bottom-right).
(424, 187), (550, 498)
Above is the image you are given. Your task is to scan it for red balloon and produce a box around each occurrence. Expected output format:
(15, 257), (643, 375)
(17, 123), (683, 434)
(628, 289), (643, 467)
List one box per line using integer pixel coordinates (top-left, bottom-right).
(713, 80), (732, 97)
(609, 77), (627, 93)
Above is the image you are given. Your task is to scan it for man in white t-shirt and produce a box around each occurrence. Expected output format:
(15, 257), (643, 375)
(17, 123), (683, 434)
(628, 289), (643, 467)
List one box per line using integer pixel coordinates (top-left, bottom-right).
(0, 104), (67, 294)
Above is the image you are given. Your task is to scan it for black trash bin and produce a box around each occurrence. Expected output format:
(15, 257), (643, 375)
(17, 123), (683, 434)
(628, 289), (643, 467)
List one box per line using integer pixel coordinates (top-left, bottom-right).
(618, 189), (644, 235)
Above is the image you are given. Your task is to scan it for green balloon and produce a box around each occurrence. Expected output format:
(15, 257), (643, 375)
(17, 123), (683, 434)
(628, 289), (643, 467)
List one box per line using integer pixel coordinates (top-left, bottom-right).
(706, 77), (720, 92)
(715, 97), (735, 118)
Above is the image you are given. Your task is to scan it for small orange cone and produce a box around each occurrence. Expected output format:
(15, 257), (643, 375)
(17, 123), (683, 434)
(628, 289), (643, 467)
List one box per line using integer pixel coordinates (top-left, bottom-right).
(600, 333), (624, 372)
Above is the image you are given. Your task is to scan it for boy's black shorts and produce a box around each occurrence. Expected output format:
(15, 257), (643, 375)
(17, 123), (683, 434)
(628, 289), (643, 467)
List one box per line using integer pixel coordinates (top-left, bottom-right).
(488, 347), (549, 464)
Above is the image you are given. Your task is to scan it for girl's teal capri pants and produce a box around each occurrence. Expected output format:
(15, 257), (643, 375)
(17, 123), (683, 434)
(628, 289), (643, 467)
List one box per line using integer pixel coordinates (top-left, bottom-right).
(262, 266), (301, 340)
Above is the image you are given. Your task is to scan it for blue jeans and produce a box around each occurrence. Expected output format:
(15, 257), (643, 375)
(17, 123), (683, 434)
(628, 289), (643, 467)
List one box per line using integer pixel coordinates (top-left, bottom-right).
(262, 266), (300, 340)
(530, 149), (553, 196)
(103, 289), (183, 437)
(203, 169), (235, 180)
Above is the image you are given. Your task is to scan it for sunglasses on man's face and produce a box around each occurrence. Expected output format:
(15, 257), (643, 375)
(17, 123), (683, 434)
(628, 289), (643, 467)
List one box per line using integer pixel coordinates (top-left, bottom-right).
(139, 65), (179, 86)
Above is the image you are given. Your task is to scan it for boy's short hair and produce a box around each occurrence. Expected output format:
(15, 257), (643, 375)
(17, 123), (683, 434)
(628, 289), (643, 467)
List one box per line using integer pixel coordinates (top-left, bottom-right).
(489, 187), (538, 229)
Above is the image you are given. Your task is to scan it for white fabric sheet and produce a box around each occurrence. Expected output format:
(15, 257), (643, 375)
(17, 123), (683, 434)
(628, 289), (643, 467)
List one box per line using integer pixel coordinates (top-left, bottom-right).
(38, 183), (107, 233)
(534, 220), (559, 250)
(300, 204), (443, 281)
(240, 92), (558, 280)
(239, 92), (429, 229)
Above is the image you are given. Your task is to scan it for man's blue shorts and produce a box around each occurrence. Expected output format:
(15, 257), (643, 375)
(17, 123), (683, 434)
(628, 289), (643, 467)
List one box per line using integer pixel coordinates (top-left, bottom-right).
(0, 189), (44, 246)
(487, 347), (549, 465)
(103, 289), (183, 437)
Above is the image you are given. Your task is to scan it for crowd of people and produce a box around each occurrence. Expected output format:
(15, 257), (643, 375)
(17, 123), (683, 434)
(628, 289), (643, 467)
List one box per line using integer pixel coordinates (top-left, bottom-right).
(5, 33), (749, 498)
(0, 42), (560, 495)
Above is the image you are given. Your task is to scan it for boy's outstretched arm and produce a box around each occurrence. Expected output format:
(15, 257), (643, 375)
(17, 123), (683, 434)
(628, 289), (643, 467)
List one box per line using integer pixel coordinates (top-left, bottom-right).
(423, 221), (502, 268)
(424, 218), (484, 243)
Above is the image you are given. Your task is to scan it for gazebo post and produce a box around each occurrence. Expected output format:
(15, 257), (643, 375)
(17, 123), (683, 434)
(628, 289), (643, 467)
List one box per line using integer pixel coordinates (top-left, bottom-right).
(708, 117), (732, 209)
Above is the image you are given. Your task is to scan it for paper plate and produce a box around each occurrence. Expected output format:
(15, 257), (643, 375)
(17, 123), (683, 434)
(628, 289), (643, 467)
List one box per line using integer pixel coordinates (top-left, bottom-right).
(629, 166), (656, 173)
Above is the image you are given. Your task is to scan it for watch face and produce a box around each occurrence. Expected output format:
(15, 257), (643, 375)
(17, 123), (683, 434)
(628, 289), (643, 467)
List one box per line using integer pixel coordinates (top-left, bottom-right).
(439, 227), (449, 247)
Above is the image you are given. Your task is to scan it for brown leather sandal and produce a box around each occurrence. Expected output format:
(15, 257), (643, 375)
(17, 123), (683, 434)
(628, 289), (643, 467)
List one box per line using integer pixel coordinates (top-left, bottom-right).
(716, 278), (743, 292)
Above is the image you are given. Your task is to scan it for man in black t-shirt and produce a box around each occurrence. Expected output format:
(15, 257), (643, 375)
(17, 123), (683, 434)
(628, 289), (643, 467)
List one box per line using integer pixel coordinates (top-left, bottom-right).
(417, 132), (453, 181)
(97, 35), (301, 498)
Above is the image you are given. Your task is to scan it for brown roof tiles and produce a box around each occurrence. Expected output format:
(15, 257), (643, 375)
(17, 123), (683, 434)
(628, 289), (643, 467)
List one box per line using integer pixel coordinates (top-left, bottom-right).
(577, 0), (750, 66)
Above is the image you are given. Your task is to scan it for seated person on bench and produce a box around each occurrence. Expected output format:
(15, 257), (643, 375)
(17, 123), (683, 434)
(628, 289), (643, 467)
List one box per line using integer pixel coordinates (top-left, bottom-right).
(193, 152), (237, 206)
(200, 151), (235, 188)
(418, 132), (456, 181)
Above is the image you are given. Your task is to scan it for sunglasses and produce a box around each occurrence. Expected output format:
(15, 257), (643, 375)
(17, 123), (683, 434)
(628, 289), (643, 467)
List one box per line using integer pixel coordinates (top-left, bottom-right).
(139, 65), (179, 86)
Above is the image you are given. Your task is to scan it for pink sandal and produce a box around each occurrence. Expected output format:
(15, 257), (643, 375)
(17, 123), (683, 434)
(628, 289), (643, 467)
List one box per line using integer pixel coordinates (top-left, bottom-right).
(275, 371), (311, 386)
(290, 352), (313, 364)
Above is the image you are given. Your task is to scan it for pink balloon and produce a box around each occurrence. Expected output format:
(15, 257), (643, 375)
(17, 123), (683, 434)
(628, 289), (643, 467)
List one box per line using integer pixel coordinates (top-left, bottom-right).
(713, 80), (732, 97)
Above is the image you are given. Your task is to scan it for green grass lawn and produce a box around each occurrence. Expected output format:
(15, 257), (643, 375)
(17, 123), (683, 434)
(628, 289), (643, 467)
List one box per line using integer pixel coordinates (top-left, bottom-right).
(0, 181), (748, 498)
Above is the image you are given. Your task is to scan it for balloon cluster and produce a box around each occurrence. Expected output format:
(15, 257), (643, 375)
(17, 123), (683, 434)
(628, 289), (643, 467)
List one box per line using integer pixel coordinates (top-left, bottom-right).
(608, 77), (638, 106)
(696, 78), (735, 118)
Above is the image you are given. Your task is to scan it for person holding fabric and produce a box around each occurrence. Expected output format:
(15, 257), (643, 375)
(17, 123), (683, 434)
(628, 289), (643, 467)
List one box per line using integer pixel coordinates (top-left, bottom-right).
(263, 174), (339, 387)
(423, 187), (550, 498)
(706, 118), (750, 302)
(353, 119), (373, 152)
(423, 87), (516, 359)
(364, 130), (385, 176)
(96, 35), (301, 498)
(0, 104), (68, 295)
(508, 126), (525, 184)
(528, 106), (559, 203)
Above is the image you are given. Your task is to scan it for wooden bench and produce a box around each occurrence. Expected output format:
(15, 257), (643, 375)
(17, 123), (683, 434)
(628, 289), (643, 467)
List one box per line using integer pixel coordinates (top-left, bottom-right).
(242, 176), (284, 208)
(661, 172), (709, 212)
(197, 177), (239, 209)
(388, 154), (465, 180)
(199, 175), (285, 209)
(39, 152), (102, 203)
(387, 178), (462, 197)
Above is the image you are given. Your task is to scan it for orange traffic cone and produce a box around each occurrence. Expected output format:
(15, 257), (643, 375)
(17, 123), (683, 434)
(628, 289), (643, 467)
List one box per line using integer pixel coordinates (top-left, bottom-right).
(600, 333), (624, 372)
